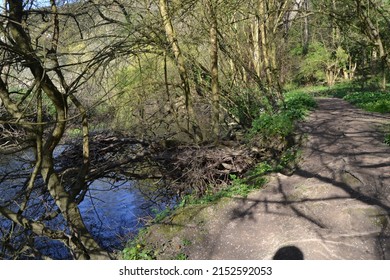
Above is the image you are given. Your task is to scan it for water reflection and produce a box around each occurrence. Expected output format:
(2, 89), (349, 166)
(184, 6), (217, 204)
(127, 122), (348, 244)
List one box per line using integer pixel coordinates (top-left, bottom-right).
(79, 178), (154, 250)
(0, 148), (169, 259)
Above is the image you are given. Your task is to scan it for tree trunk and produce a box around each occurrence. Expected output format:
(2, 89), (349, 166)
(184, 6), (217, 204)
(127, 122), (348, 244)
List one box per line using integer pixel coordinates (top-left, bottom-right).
(207, 0), (220, 141)
(355, 0), (387, 90)
(252, 15), (261, 77)
(5, 0), (110, 259)
(158, 0), (202, 141)
(40, 155), (110, 259)
(259, 0), (273, 90)
(302, 0), (310, 55)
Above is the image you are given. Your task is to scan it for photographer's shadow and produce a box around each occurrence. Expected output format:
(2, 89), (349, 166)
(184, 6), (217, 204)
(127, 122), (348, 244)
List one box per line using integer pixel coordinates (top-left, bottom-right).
(273, 246), (304, 260)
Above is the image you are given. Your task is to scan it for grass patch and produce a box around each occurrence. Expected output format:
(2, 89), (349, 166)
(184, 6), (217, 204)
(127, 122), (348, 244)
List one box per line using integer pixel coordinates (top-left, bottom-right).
(343, 91), (390, 113)
(122, 229), (157, 260)
(179, 164), (270, 207)
(385, 134), (390, 146)
(284, 84), (330, 96)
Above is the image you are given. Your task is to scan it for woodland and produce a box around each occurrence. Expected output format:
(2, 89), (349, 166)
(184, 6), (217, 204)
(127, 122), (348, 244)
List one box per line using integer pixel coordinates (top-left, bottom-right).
(0, 0), (389, 259)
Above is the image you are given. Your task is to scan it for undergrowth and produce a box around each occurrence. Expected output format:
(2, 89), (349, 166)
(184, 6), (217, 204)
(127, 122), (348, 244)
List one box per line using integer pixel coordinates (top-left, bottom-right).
(122, 229), (157, 260)
(247, 91), (316, 157)
(343, 92), (390, 113)
(384, 134), (390, 146)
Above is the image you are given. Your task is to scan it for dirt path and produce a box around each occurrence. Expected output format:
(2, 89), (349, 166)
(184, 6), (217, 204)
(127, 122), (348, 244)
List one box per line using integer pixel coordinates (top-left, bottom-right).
(147, 98), (390, 260)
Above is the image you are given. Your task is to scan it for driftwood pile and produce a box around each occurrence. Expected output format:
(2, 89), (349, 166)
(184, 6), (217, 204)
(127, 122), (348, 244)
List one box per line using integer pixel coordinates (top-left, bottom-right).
(59, 132), (270, 197)
(158, 142), (261, 196)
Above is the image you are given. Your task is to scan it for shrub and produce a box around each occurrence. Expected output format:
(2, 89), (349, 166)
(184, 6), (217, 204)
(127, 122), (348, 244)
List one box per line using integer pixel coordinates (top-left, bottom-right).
(250, 112), (294, 139)
(249, 91), (316, 139)
(284, 91), (317, 113)
(247, 91), (316, 156)
(224, 86), (272, 128)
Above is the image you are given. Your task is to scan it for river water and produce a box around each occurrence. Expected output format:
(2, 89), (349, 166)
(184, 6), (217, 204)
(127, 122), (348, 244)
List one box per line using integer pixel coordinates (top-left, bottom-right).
(0, 147), (168, 259)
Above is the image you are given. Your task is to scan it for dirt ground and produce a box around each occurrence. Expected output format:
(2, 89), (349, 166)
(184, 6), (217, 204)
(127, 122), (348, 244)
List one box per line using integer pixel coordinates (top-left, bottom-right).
(146, 98), (390, 260)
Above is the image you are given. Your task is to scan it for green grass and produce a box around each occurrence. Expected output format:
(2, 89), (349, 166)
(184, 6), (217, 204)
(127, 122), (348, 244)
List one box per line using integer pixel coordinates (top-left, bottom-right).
(122, 229), (157, 260)
(343, 91), (390, 113)
(284, 84), (330, 96)
(179, 171), (269, 207)
(384, 134), (390, 146)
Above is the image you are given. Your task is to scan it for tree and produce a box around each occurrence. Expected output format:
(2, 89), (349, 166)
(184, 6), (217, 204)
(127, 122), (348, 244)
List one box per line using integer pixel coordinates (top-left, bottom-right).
(354, 0), (389, 89)
(204, 0), (220, 141)
(158, 0), (203, 141)
(0, 0), (118, 259)
(304, 0), (389, 88)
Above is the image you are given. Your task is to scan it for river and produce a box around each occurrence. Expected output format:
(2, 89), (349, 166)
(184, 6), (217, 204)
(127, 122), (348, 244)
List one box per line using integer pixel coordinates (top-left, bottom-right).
(0, 147), (169, 259)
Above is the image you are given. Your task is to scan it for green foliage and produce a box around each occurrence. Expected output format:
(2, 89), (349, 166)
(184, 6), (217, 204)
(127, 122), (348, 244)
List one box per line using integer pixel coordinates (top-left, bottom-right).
(284, 84), (328, 95)
(249, 91), (316, 139)
(122, 245), (156, 260)
(107, 54), (165, 131)
(343, 91), (390, 113)
(250, 162), (273, 175)
(122, 230), (156, 260)
(180, 165), (271, 207)
(175, 253), (188, 260)
(294, 42), (348, 85)
(275, 148), (301, 172)
(224, 86), (272, 128)
(284, 91), (317, 111)
(152, 207), (172, 223)
(227, 173), (266, 197)
(320, 83), (358, 98)
(182, 239), (192, 246)
(122, 205), (186, 260)
(384, 134), (390, 146)
(66, 128), (82, 139)
(295, 43), (327, 83)
(284, 91), (317, 119)
(250, 112), (294, 139)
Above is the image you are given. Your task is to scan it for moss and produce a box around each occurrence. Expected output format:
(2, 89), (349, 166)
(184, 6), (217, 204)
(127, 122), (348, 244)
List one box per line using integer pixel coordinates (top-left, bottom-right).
(347, 207), (389, 229)
(363, 208), (389, 228)
(288, 185), (310, 200)
(341, 171), (362, 188)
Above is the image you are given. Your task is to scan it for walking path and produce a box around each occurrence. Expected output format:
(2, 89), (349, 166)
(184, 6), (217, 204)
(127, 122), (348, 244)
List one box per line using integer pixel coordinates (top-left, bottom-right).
(147, 98), (390, 259)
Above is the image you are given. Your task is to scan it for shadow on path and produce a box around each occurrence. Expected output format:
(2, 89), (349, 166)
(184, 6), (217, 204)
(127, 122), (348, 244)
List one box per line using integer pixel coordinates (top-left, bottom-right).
(273, 246), (304, 260)
(219, 98), (390, 259)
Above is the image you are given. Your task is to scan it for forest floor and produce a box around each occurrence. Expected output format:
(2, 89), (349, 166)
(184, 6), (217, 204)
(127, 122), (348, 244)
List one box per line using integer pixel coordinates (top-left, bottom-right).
(144, 97), (390, 260)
